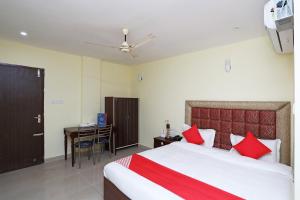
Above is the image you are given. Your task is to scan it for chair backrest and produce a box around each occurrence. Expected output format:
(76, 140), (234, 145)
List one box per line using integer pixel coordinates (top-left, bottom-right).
(77, 126), (97, 142)
(97, 124), (112, 139)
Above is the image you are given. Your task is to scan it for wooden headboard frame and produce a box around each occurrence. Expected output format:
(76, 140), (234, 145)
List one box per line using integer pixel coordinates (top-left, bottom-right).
(185, 101), (291, 165)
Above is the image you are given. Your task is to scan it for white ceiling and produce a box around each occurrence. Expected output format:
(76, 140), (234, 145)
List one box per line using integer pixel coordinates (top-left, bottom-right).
(0, 0), (269, 65)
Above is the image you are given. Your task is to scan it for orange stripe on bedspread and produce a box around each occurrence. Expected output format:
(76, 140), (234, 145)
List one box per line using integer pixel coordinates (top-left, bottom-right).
(128, 154), (244, 200)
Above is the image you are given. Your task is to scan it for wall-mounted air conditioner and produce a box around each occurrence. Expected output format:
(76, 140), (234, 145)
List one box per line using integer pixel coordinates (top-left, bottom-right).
(264, 0), (294, 54)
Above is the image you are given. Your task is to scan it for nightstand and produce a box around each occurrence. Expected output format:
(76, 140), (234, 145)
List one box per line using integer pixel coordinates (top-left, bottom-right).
(153, 137), (175, 148)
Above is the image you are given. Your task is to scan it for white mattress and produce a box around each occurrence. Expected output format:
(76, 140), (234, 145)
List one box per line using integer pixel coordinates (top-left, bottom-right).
(104, 142), (293, 200)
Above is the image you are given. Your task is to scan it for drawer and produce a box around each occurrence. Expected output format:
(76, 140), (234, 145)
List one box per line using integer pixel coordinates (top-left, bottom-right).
(154, 139), (171, 148)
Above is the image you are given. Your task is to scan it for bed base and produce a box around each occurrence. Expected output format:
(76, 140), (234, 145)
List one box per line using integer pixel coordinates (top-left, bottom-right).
(104, 177), (129, 200)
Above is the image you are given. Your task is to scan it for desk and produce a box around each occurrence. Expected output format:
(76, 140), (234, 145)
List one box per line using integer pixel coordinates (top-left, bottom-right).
(64, 126), (113, 167)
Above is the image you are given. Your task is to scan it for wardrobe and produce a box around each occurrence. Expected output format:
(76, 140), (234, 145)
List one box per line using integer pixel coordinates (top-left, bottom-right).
(105, 97), (138, 152)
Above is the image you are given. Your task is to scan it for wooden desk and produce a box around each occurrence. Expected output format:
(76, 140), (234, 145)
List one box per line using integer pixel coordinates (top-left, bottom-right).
(64, 126), (113, 167)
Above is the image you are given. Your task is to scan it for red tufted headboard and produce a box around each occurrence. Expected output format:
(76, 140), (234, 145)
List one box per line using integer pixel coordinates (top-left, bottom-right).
(191, 108), (276, 150)
(185, 101), (291, 165)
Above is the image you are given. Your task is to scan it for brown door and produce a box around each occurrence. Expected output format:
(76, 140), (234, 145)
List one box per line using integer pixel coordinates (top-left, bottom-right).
(127, 98), (138, 145)
(0, 63), (44, 173)
(114, 98), (128, 148)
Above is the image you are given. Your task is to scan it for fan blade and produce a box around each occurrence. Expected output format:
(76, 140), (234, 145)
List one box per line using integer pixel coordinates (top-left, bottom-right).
(128, 51), (137, 59)
(130, 34), (156, 49)
(84, 41), (119, 49)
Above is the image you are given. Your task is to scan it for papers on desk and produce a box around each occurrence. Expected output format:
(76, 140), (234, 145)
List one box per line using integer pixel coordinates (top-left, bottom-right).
(79, 122), (96, 127)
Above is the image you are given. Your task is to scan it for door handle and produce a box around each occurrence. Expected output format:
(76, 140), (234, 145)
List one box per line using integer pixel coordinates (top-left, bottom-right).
(33, 133), (44, 137)
(34, 114), (41, 123)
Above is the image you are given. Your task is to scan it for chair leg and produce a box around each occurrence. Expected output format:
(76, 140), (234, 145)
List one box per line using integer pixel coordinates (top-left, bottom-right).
(113, 134), (116, 155)
(74, 143), (76, 164)
(88, 147), (91, 160)
(92, 145), (95, 165)
(98, 143), (103, 161)
(78, 146), (81, 169)
(108, 140), (112, 158)
(96, 144), (100, 162)
(100, 144), (103, 153)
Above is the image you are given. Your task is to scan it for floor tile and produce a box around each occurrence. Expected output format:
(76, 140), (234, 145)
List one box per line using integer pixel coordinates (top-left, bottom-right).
(0, 146), (147, 200)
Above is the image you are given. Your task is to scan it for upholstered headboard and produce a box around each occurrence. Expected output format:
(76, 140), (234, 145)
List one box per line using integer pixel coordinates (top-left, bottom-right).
(185, 101), (291, 165)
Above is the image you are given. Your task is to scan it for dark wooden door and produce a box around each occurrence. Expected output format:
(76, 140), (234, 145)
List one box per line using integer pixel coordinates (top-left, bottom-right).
(0, 63), (44, 173)
(127, 98), (138, 145)
(114, 98), (128, 148)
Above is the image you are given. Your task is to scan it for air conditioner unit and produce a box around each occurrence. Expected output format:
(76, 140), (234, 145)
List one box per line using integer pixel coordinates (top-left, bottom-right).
(264, 0), (294, 54)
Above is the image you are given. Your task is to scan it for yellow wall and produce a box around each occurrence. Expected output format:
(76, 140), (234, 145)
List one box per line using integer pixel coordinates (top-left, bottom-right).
(81, 56), (101, 123)
(100, 61), (134, 112)
(133, 36), (294, 148)
(0, 36), (294, 160)
(0, 39), (134, 158)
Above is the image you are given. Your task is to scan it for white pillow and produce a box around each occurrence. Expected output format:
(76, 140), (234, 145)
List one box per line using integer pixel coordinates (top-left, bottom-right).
(230, 133), (281, 163)
(181, 124), (216, 148)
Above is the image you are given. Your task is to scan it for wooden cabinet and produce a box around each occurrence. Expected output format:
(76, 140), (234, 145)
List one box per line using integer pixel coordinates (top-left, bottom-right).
(105, 97), (138, 152)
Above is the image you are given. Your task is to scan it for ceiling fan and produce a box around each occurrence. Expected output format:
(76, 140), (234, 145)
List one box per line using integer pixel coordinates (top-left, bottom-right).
(85, 28), (156, 58)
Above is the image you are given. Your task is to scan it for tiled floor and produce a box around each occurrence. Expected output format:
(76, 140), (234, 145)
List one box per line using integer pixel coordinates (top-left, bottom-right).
(0, 146), (147, 200)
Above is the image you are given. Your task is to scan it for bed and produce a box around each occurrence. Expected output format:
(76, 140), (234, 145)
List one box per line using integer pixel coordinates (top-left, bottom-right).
(103, 101), (293, 200)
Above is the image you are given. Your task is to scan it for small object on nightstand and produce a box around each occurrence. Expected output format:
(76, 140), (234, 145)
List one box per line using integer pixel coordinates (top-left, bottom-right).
(160, 129), (166, 137)
(173, 135), (183, 141)
(165, 120), (171, 138)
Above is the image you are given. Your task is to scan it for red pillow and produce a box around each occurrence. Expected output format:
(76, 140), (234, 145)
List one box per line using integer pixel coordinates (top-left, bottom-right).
(182, 125), (204, 145)
(233, 132), (271, 159)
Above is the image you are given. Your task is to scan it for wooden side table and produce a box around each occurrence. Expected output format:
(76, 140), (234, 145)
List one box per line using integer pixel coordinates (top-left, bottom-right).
(153, 137), (175, 148)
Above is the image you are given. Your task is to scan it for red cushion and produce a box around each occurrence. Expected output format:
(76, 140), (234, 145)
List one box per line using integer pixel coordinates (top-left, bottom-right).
(233, 132), (271, 159)
(182, 125), (204, 145)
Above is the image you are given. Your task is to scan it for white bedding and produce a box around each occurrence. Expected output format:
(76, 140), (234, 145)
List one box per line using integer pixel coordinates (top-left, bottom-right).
(104, 142), (293, 200)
